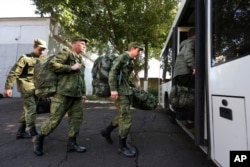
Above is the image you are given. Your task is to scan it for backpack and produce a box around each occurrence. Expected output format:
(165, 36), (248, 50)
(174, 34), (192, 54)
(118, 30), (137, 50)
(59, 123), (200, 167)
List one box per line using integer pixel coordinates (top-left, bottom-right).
(91, 55), (117, 97)
(34, 55), (58, 98)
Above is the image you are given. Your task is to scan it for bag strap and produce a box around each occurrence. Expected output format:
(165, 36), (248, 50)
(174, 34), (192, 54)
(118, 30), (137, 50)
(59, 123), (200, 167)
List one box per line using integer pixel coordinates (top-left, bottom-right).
(117, 59), (131, 86)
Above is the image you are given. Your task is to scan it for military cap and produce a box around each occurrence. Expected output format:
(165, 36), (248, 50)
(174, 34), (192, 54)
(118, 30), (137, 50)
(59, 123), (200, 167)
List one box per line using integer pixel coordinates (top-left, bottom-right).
(34, 39), (47, 48)
(128, 42), (144, 50)
(71, 36), (89, 43)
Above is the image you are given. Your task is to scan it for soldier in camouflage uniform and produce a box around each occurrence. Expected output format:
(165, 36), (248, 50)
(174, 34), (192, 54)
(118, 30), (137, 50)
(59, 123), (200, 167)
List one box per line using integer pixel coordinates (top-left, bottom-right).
(4, 39), (47, 139)
(173, 27), (196, 128)
(33, 37), (89, 156)
(101, 42), (144, 157)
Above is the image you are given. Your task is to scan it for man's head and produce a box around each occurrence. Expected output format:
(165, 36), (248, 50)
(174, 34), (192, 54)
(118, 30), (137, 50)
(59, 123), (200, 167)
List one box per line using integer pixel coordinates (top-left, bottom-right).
(127, 42), (144, 58)
(71, 37), (89, 54)
(33, 39), (47, 56)
(188, 28), (196, 38)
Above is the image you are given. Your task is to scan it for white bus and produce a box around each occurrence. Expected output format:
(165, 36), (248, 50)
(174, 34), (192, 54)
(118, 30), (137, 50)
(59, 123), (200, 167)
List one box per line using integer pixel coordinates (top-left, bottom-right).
(158, 0), (250, 166)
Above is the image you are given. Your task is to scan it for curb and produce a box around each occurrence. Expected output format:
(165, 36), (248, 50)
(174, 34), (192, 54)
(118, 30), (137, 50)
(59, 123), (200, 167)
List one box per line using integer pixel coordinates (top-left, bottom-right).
(85, 100), (114, 104)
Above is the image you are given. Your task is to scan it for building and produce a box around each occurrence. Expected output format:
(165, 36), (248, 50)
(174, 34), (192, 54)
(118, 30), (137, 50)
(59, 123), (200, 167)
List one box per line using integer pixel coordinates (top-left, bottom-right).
(0, 17), (94, 97)
(138, 57), (170, 95)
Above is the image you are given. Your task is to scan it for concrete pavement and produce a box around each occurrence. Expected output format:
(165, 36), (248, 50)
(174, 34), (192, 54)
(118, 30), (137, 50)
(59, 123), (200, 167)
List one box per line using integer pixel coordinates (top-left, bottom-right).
(0, 97), (216, 167)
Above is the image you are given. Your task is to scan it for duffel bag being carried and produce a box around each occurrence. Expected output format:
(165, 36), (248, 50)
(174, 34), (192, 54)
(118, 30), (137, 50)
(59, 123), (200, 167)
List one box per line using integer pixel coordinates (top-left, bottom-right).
(169, 84), (194, 110)
(131, 88), (158, 110)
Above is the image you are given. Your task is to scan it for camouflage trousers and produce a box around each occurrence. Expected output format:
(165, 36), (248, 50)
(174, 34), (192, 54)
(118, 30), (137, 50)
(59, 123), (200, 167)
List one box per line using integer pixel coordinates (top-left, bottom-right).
(112, 95), (132, 139)
(19, 93), (38, 128)
(40, 93), (83, 137)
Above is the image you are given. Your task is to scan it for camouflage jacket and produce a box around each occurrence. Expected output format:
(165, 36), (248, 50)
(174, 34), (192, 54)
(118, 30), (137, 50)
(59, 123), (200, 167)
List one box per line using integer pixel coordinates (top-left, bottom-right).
(108, 52), (134, 95)
(173, 38), (195, 78)
(49, 49), (86, 97)
(5, 53), (39, 93)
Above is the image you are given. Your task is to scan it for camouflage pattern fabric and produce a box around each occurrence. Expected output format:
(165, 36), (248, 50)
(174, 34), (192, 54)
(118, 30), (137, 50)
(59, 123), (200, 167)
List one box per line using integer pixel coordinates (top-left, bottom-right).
(5, 53), (38, 93)
(108, 52), (134, 95)
(40, 93), (83, 137)
(92, 55), (117, 97)
(111, 95), (132, 139)
(169, 84), (195, 110)
(131, 88), (158, 110)
(92, 82), (111, 97)
(5, 53), (40, 128)
(39, 49), (86, 137)
(49, 49), (86, 97)
(19, 93), (38, 127)
(34, 55), (58, 98)
(108, 52), (135, 139)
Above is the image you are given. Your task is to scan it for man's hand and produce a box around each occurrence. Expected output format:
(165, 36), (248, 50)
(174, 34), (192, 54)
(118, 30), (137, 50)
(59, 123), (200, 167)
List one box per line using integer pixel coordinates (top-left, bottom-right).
(81, 96), (87, 104)
(192, 69), (196, 75)
(4, 89), (12, 97)
(71, 63), (81, 71)
(110, 91), (119, 100)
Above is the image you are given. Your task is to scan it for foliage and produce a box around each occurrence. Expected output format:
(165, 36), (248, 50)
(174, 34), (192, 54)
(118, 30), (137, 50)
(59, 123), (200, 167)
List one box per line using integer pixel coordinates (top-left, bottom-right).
(31, 0), (178, 55)
(31, 0), (178, 82)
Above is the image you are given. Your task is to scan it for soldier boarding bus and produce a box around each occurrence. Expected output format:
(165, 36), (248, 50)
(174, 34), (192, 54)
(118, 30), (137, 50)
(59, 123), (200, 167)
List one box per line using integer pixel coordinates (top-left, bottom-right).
(158, 0), (250, 166)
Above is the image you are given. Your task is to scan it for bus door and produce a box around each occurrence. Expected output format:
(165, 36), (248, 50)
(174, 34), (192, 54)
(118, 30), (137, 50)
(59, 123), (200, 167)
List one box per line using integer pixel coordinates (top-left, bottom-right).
(173, 27), (198, 137)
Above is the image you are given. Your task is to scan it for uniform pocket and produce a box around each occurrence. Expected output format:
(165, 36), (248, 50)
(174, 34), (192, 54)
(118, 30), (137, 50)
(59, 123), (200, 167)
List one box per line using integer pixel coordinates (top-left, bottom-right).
(26, 60), (35, 75)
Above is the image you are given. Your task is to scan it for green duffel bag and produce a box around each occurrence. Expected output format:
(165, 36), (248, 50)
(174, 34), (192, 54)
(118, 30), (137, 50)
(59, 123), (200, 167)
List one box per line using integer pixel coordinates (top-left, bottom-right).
(169, 84), (194, 110)
(131, 88), (158, 110)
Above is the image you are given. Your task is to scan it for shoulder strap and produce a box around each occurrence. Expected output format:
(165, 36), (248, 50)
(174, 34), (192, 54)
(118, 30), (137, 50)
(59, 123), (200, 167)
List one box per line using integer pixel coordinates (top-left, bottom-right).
(21, 53), (33, 59)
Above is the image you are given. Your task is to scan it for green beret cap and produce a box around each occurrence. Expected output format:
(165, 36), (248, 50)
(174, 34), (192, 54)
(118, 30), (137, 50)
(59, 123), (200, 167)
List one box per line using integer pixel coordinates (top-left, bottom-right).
(71, 36), (89, 43)
(34, 39), (47, 48)
(128, 42), (144, 50)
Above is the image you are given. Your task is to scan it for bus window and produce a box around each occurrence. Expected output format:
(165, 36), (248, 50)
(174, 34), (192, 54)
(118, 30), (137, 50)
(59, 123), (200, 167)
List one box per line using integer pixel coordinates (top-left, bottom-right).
(160, 37), (173, 82)
(211, 0), (250, 67)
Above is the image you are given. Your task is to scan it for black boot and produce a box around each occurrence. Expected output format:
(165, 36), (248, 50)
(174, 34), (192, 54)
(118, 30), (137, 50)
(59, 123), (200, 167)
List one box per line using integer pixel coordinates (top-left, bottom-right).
(32, 134), (45, 156)
(67, 137), (87, 153)
(16, 124), (31, 139)
(118, 136), (136, 157)
(101, 123), (117, 144)
(29, 126), (38, 136)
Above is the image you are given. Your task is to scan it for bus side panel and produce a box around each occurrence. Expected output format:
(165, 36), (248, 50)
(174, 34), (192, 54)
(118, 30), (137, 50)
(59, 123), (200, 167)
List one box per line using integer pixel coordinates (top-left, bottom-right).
(208, 56), (250, 167)
(159, 81), (172, 109)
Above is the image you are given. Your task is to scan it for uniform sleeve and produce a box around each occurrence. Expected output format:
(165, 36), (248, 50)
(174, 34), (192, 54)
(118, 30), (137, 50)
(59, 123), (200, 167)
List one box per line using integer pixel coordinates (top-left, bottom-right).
(108, 55), (124, 91)
(81, 60), (86, 96)
(4, 55), (27, 89)
(184, 39), (195, 69)
(49, 51), (72, 73)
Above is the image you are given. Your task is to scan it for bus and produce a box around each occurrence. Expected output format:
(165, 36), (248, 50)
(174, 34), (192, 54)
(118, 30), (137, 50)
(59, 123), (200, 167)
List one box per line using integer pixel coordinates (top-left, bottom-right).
(158, 0), (250, 166)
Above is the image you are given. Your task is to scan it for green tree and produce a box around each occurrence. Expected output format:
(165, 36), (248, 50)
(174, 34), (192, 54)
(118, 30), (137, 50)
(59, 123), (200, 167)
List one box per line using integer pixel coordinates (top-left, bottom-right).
(31, 0), (178, 88)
